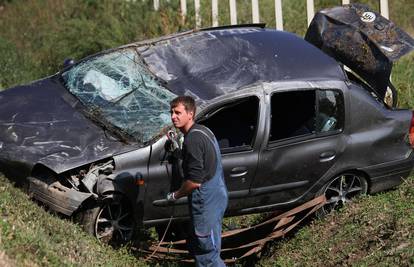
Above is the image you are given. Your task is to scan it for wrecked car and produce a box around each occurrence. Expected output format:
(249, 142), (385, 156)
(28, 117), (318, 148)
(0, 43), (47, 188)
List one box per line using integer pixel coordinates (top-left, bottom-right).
(0, 4), (413, 244)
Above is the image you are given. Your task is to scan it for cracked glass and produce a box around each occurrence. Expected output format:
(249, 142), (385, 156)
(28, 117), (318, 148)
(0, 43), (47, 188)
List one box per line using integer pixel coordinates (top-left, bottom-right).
(62, 48), (177, 143)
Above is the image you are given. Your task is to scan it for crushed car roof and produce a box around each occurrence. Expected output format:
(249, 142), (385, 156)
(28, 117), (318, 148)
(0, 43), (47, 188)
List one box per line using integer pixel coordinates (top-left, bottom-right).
(137, 27), (346, 101)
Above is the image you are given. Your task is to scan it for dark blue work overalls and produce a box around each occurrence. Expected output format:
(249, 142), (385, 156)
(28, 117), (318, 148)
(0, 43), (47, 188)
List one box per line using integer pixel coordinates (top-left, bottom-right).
(186, 128), (229, 267)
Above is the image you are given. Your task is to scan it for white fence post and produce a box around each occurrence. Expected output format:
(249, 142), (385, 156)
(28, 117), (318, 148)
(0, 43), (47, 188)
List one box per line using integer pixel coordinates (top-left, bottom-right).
(150, 0), (390, 31)
(212, 0), (219, 27)
(252, 0), (260, 23)
(194, 0), (201, 28)
(275, 0), (283, 30)
(306, 0), (314, 26)
(153, 0), (159, 10)
(180, 0), (187, 24)
(229, 0), (237, 25)
(380, 0), (389, 19)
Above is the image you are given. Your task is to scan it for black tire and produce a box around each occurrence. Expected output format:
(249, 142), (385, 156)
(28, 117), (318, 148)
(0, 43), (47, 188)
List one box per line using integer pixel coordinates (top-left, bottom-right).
(79, 196), (135, 246)
(316, 172), (368, 218)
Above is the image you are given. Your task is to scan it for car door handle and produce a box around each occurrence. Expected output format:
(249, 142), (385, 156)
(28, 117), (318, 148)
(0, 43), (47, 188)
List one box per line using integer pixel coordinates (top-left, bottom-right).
(319, 151), (336, 162)
(230, 167), (248, 178)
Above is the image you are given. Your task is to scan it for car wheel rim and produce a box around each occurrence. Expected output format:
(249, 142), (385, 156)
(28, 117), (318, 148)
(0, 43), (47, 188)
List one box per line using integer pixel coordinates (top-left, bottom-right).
(321, 174), (365, 214)
(95, 200), (134, 244)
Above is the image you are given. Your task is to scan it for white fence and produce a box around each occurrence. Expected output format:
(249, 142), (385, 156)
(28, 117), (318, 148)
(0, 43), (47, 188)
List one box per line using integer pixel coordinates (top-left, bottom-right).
(152, 0), (390, 30)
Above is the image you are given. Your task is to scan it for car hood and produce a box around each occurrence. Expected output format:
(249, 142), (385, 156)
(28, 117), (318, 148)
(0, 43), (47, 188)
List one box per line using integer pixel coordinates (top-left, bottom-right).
(0, 77), (136, 175)
(305, 4), (414, 100)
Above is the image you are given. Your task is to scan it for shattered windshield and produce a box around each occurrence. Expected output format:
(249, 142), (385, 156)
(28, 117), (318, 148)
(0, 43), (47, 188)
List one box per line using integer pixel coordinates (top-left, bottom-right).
(62, 48), (176, 143)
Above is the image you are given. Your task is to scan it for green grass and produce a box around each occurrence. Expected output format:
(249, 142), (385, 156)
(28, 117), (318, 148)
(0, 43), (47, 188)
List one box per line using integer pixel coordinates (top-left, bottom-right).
(0, 175), (143, 267)
(258, 177), (414, 266)
(0, 0), (413, 90)
(393, 53), (414, 108)
(1, 173), (413, 266)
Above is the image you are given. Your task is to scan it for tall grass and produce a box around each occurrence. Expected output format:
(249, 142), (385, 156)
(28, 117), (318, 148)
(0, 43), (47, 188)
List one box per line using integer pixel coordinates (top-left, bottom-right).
(393, 53), (414, 108)
(259, 177), (414, 266)
(0, 0), (413, 100)
(0, 175), (144, 266)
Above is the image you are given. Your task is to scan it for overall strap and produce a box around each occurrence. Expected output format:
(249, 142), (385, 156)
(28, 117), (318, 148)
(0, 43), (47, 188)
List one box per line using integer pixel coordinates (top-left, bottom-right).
(189, 128), (227, 188)
(188, 128), (217, 148)
(188, 128), (221, 167)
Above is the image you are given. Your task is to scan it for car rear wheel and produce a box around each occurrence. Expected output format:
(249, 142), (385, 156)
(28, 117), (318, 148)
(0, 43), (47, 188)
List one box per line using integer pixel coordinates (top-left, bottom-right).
(317, 173), (368, 217)
(79, 195), (135, 245)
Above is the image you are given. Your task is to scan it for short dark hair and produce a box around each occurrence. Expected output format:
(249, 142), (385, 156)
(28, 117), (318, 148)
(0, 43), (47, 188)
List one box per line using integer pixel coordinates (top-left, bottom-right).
(170, 96), (196, 115)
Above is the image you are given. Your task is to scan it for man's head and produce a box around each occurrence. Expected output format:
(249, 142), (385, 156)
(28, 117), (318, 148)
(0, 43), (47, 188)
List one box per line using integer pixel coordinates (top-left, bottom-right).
(170, 96), (196, 133)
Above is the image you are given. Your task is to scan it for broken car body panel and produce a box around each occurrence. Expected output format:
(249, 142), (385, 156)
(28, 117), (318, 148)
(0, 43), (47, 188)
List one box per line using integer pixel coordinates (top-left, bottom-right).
(28, 176), (93, 216)
(0, 78), (134, 177)
(305, 4), (414, 99)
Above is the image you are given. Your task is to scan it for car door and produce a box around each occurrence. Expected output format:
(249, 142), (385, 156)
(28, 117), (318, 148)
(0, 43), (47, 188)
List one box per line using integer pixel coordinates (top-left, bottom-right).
(249, 86), (347, 209)
(147, 93), (265, 222)
(198, 94), (265, 211)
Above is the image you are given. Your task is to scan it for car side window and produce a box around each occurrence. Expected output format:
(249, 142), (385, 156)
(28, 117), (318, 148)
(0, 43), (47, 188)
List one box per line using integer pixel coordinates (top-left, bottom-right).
(269, 89), (343, 142)
(316, 90), (344, 133)
(199, 96), (259, 152)
(270, 90), (316, 141)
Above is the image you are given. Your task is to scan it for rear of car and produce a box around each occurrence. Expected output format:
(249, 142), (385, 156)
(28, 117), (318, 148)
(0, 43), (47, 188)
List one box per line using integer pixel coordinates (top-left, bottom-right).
(305, 3), (414, 194)
(346, 83), (414, 193)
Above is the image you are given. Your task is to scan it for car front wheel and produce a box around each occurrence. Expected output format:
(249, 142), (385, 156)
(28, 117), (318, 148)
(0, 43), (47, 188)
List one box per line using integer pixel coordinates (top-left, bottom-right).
(317, 173), (368, 217)
(78, 195), (135, 245)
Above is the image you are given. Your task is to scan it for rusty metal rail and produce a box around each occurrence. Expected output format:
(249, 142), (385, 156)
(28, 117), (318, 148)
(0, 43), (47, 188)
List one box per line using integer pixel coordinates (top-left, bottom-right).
(141, 195), (326, 263)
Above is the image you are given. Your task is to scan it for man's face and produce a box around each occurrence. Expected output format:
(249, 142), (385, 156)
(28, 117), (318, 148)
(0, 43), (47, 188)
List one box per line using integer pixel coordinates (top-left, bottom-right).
(170, 103), (194, 130)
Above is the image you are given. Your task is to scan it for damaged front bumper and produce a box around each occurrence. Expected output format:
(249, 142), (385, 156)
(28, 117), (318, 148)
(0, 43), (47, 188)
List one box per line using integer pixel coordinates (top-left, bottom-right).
(28, 176), (93, 216)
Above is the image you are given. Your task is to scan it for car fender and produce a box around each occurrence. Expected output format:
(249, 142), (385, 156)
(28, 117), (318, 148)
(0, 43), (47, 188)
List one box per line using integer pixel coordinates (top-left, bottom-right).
(96, 172), (139, 203)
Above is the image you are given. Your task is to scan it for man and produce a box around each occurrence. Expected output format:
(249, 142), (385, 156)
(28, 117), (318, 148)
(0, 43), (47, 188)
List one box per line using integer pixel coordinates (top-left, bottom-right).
(167, 96), (228, 267)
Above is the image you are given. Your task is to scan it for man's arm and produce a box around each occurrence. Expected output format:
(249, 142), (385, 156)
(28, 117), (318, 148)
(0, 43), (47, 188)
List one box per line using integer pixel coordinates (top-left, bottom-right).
(167, 131), (204, 201)
(174, 179), (201, 199)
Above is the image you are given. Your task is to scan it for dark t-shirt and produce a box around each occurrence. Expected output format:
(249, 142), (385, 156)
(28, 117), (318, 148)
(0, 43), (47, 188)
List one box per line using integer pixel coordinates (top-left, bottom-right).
(182, 124), (217, 184)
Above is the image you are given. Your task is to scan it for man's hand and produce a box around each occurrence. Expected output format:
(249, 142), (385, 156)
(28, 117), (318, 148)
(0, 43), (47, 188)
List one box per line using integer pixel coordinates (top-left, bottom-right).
(174, 180), (201, 199)
(166, 192), (176, 202)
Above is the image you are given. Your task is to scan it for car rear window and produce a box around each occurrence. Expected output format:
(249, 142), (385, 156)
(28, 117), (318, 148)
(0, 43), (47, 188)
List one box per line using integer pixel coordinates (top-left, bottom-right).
(269, 89), (343, 142)
(61, 48), (177, 143)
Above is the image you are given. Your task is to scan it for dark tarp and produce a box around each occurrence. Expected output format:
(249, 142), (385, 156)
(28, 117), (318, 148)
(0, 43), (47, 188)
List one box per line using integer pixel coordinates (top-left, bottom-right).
(305, 4), (414, 100)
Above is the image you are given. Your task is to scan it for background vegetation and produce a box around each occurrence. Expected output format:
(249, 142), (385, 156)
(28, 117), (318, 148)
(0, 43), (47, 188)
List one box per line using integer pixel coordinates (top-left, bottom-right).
(0, 175), (144, 266)
(0, 0), (413, 266)
(258, 177), (414, 267)
(0, 0), (413, 93)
